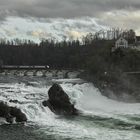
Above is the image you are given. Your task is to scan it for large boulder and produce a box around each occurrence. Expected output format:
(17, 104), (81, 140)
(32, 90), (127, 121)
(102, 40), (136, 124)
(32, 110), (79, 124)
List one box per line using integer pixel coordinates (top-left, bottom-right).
(0, 102), (27, 123)
(43, 84), (78, 115)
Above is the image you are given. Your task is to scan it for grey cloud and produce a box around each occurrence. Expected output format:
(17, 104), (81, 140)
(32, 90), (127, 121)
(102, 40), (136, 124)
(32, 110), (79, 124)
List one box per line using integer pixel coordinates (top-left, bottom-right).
(0, 0), (140, 20)
(0, 17), (105, 42)
(1, 0), (140, 38)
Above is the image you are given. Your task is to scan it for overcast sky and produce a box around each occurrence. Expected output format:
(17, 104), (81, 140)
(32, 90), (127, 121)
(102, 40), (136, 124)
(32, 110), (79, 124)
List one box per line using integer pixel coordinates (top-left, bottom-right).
(0, 0), (140, 42)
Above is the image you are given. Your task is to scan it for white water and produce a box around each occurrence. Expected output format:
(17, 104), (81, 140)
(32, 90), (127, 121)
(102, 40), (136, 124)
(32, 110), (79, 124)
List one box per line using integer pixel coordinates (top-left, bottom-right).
(0, 75), (140, 140)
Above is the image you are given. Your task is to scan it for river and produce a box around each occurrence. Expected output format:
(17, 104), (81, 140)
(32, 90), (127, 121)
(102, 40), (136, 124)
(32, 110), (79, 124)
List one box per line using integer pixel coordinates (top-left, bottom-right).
(0, 72), (140, 140)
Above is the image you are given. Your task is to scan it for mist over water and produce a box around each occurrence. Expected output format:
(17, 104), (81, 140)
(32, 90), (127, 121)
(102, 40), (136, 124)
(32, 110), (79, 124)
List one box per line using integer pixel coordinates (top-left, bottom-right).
(0, 73), (140, 140)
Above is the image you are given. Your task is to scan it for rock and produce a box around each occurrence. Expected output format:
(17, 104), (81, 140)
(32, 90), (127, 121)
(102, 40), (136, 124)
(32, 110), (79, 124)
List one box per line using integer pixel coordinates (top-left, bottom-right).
(0, 102), (27, 123)
(43, 83), (78, 115)
(10, 107), (27, 122)
(9, 99), (19, 104)
(0, 102), (10, 118)
(6, 114), (14, 124)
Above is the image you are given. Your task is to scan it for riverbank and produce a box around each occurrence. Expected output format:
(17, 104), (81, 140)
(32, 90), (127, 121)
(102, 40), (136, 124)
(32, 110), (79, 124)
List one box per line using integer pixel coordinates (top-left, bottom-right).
(79, 44), (140, 103)
(81, 70), (140, 103)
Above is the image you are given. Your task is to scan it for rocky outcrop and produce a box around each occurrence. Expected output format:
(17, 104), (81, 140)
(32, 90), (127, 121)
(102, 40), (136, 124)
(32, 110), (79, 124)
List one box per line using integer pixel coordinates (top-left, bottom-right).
(42, 83), (78, 115)
(0, 102), (27, 123)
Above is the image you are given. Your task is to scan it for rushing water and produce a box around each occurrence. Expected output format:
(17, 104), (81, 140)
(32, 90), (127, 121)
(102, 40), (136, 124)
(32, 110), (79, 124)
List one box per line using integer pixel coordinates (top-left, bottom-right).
(0, 72), (140, 140)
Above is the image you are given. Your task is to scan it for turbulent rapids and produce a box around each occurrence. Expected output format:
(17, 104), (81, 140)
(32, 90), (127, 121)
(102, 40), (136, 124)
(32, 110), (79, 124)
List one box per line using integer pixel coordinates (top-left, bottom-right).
(0, 72), (140, 140)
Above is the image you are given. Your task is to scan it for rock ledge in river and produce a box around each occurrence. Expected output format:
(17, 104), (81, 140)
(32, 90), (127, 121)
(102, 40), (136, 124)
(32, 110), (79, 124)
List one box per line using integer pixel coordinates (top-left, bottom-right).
(43, 83), (78, 115)
(0, 102), (27, 123)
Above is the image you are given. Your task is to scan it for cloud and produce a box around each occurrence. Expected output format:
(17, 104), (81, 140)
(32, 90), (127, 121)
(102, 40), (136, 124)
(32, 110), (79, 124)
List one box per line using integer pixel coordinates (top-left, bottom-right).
(66, 30), (87, 40)
(27, 29), (48, 39)
(98, 10), (140, 32)
(3, 28), (17, 37)
(0, 0), (140, 20)
(0, 17), (105, 42)
(0, 0), (140, 41)
(1, 12), (140, 43)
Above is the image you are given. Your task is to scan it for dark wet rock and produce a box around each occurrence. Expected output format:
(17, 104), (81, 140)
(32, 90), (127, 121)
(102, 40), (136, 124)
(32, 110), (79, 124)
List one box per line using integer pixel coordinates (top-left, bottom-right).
(0, 102), (10, 118)
(9, 99), (19, 104)
(43, 83), (78, 115)
(6, 114), (14, 124)
(10, 107), (27, 122)
(42, 100), (49, 107)
(0, 102), (27, 123)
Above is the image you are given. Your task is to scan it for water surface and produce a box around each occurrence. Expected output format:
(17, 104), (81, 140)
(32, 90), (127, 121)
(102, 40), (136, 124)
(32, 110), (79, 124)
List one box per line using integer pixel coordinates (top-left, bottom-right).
(0, 74), (140, 140)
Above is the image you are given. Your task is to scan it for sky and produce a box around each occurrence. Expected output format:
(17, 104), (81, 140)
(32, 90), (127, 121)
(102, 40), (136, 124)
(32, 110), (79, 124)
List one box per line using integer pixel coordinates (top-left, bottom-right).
(0, 0), (140, 42)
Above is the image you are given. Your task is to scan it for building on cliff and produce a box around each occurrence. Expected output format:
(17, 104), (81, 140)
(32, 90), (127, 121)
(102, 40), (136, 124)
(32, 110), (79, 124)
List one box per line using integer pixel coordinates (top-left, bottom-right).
(112, 36), (140, 52)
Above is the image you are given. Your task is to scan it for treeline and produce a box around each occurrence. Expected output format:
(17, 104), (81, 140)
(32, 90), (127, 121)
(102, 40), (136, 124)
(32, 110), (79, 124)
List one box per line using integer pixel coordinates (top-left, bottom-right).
(0, 38), (94, 68)
(0, 28), (136, 47)
(0, 29), (116, 67)
(0, 29), (139, 72)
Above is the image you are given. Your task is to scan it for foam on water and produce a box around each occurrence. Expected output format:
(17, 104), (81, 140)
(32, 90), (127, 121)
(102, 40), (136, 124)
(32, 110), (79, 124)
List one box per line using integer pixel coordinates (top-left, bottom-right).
(73, 83), (140, 115)
(0, 76), (140, 140)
